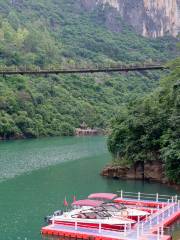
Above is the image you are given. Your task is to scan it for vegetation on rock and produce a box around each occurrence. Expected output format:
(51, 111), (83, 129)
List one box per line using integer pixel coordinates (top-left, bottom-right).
(108, 56), (180, 184)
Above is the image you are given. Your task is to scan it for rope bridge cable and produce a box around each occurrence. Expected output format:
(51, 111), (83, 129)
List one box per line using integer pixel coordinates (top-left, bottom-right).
(0, 64), (169, 75)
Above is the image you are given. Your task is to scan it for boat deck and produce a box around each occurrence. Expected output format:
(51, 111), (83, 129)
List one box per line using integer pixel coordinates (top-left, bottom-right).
(41, 193), (180, 240)
(41, 224), (172, 240)
(42, 224), (123, 239)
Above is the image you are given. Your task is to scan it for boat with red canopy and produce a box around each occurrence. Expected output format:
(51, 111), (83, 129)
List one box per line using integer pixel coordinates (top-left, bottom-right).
(88, 193), (118, 200)
(72, 199), (104, 207)
(48, 203), (136, 231)
(45, 193), (150, 232)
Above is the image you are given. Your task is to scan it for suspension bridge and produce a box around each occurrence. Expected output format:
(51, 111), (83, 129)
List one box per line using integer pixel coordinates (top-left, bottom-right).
(0, 64), (168, 76)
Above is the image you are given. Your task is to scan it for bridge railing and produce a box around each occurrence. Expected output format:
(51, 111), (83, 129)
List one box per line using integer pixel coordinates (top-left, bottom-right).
(0, 63), (167, 75)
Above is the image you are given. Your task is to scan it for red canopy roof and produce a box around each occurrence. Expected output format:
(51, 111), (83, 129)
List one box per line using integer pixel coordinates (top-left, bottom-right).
(72, 199), (104, 207)
(88, 193), (118, 200)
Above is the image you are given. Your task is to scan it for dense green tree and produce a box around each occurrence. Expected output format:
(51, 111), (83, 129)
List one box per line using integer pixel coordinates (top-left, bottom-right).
(108, 58), (180, 183)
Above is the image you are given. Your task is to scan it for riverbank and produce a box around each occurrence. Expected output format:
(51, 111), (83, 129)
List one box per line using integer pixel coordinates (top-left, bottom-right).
(0, 128), (105, 141)
(101, 161), (180, 191)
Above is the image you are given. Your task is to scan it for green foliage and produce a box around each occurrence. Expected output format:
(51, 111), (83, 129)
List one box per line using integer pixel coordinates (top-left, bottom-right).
(0, 0), (178, 140)
(108, 58), (180, 183)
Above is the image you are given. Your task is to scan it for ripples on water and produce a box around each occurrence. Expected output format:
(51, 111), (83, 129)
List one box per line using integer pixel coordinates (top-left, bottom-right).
(0, 136), (107, 182)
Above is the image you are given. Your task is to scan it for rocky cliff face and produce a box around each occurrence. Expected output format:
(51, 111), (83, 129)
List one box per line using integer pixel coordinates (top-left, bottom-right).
(80, 0), (180, 38)
(101, 160), (167, 182)
(101, 161), (180, 189)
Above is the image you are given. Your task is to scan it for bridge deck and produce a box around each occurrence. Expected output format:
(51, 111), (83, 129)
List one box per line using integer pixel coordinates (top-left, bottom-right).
(0, 65), (167, 75)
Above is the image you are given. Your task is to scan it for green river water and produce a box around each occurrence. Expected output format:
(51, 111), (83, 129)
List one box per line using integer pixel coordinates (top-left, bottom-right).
(0, 136), (179, 240)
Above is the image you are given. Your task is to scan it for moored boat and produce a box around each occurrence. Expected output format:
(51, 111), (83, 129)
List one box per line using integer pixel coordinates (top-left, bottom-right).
(88, 192), (150, 221)
(45, 193), (150, 231)
(48, 204), (136, 231)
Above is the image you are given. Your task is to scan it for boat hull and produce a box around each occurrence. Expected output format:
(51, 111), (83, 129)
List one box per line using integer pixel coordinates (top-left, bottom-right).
(127, 215), (146, 221)
(50, 220), (132, 231)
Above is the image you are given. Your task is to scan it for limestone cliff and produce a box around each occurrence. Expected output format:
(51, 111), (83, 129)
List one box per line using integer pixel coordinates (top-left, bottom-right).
(80, 0), (180, 38)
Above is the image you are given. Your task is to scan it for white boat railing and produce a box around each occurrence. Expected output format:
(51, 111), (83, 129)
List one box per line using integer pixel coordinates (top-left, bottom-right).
(126, 200), (180, 240)
(51, 215), (128, 234)
(117, 190), (180, 202)
(50, 192), (180, 240)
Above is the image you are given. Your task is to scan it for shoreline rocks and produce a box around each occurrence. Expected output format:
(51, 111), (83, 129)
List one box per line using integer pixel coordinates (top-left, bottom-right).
(101, 160), (180, 190)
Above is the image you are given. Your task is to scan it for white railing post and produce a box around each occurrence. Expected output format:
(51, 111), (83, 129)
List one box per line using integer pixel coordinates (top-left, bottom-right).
(141, 222), (144, 235)
(157, 227), (160, 240)
(172, 196), (174, 203)
(162, 208), (164, 220)
(150, 217), (152, 228)
(157, 213), (159, 225)
(156, 193), (159, 202)
(137, 224), (140, 239)
(75, 221), (78, 230)
(161, 225), (164, 238)
(174, 203), (176, 213)
(138, 215), (140, 224)
(124, 223), (127, 236)
(99, 223), (102, 233)
(120, 190), (123, 199)
(52, 215), (55, 226)
(138, 192), (141, 201)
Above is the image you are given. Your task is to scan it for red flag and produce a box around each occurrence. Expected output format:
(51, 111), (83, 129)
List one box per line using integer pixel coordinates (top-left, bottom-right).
(64, 197), (68, 207)
(73, 195), (76, 203)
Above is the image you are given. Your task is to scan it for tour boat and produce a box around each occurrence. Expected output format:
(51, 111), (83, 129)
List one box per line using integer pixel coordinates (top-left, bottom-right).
(88, 193), (150, 221)
(45, 195), (150, 231)
(48, 202), (136, 231)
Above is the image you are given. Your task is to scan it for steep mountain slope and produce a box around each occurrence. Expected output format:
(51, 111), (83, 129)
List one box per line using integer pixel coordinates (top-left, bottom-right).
(0, 0), (178, 139)
(81, 0), (180, 38)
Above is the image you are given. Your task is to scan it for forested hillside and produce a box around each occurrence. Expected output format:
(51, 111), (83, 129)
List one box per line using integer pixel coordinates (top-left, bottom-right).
(108, 56), (180, 184)
(0, 0), (177, 139)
